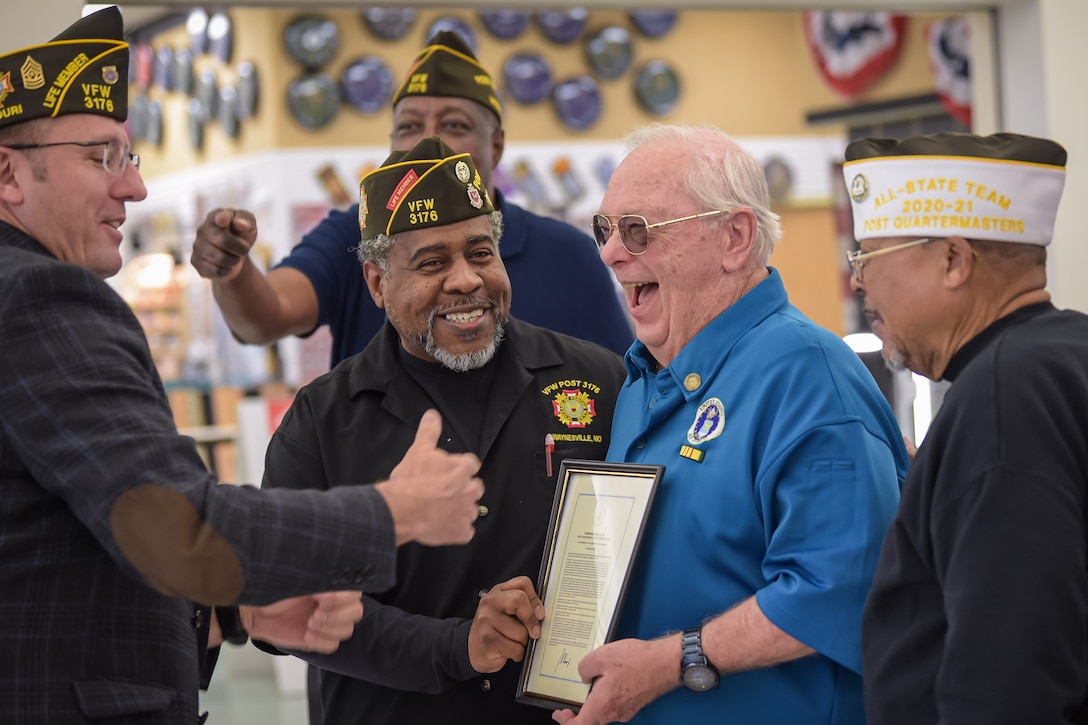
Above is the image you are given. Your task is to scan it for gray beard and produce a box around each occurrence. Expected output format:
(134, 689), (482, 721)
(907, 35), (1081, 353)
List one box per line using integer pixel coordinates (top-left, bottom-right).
(883, 344), (908, 373)
(397, 300), (507, 373)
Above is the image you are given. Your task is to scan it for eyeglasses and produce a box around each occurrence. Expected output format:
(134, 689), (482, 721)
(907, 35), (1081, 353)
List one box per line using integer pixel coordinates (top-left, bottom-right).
(592, 209), (732, 255)
(3, 140), (140, 176)
(846, 237), (937, 282)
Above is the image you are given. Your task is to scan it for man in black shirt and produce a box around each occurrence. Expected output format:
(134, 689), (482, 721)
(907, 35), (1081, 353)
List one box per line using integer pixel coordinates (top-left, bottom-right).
(844, 132), (1088, 724)
(258, 136), (626, 724)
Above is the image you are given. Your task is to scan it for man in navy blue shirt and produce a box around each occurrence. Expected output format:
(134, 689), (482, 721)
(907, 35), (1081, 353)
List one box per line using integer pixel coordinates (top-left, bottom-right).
(190, 31), (632, 365)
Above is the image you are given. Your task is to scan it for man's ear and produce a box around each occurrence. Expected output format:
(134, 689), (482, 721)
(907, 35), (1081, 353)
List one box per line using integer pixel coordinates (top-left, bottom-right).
(943, 236), (976, 289)
(0, 147), (26, 205)
(363, 260), (387, 309)
(721, 207), (757, 272)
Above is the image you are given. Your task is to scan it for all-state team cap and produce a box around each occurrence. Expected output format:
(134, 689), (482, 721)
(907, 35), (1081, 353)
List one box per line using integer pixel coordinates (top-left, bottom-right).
(359, 135), (495, 240)
(0, 6), (128, 130)
(843, 132), (1066, 246)
(392, 30), (502, 123)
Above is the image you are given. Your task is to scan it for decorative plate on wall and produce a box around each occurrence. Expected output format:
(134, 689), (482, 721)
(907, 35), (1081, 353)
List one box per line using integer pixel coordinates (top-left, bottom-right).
(536, 9), (589, 45)
(362, 8), (416, 42)
(172, 47), (194, 95)
(552, 75), (602, 131)
(129, 94), (149, 142)
(584, 26), (634, 80)
(284, 14), (341, 70)
(287, 72), (341, 129)
(207, 12), (234, 65)
(629, 10), (679, 39)
(187, 97), (205, 150)
(502, 52), (552, 105)
(634, 59), (681, 116)
(153, 45), (174, 91)
(146, 99), (164, 148)
(193, 69), (219, 122)
(134, 42), (154, 92)
(480, 10), (532, 41)
(218, 85), (241, 139)
(235, 61), (260, 120)
(186, 8), (209, 56)
(341, 55), (395, 115)
(426, 16), (476, 52)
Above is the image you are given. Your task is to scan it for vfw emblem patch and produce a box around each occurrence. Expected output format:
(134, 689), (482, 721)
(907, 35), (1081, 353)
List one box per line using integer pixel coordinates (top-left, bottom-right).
(552, 389), (596, 429)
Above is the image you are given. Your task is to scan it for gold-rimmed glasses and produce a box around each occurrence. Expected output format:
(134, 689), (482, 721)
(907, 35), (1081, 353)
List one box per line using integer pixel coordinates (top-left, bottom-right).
(592, 209), (732, 255)
(846, 237), (938, 282)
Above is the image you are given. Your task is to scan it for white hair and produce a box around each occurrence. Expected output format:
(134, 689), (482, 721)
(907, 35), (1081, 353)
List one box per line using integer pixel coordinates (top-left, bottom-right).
(624, 123), (782, 265)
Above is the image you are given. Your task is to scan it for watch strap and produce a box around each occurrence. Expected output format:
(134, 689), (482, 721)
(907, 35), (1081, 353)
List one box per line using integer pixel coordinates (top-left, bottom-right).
(214, 605), (249, 646)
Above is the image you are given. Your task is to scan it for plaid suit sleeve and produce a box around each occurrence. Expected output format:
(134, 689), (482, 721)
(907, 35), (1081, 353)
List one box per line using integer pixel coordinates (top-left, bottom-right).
(0, 256), (397, 604)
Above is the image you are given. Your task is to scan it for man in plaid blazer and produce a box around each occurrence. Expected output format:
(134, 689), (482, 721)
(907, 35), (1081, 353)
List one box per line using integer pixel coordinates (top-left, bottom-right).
(0, 9), (484, 724)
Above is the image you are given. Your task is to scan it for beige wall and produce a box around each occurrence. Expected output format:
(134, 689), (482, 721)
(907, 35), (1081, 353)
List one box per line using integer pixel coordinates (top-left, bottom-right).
(131, 8), (944, 336)
(137, 9), (944, 173)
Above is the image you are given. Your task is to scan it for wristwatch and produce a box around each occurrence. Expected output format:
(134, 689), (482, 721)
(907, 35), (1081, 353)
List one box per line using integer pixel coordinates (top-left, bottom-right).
(679, 627), (719, 692)
(214, 605), (249, 646)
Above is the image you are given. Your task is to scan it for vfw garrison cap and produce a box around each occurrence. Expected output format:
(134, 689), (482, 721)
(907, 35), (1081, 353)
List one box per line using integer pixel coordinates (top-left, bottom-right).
(843, 132), (1066, 246)
(0, 6), (128, 130)
(392, 30), (502, 123)
(359, 135), (495, 240)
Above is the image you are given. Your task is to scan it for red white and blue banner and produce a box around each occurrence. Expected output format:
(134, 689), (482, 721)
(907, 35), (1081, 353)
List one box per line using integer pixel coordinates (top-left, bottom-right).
(803, 11), (908, 98)
(927, 17), (972, 128)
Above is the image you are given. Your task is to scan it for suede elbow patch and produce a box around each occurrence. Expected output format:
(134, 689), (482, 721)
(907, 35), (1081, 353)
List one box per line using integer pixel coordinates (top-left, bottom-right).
(110, 484), (245, 605)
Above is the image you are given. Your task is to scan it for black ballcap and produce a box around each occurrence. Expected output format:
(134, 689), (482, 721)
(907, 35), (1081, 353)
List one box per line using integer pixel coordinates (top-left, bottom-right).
(0, 6), (128, 129)
(391, 30), (502, 123)
(359, 135), (494, 240)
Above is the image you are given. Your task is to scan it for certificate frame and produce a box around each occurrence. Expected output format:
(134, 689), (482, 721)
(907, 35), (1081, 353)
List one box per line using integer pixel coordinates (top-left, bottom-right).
(516, 459), (664, 711)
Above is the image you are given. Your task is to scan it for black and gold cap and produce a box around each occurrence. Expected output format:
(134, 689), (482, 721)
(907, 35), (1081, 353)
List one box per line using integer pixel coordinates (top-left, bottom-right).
(843, 132), (1067, 245)
(0, 6), (128, 130)
(359, 135), (494, 240)
(391, 30), (502, 123)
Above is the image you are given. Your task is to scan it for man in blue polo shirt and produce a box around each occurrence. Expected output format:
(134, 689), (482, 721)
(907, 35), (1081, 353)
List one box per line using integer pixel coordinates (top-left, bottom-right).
(190, 31), (632, 365)
(552, 123), (908, 725)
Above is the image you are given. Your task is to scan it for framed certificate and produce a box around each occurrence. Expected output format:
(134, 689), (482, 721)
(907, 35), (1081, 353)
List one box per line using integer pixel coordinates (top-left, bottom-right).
(516, 459), (664, 710)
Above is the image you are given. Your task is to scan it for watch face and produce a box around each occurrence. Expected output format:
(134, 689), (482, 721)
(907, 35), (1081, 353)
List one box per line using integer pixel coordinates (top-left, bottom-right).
(681, 664), (719, 692)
